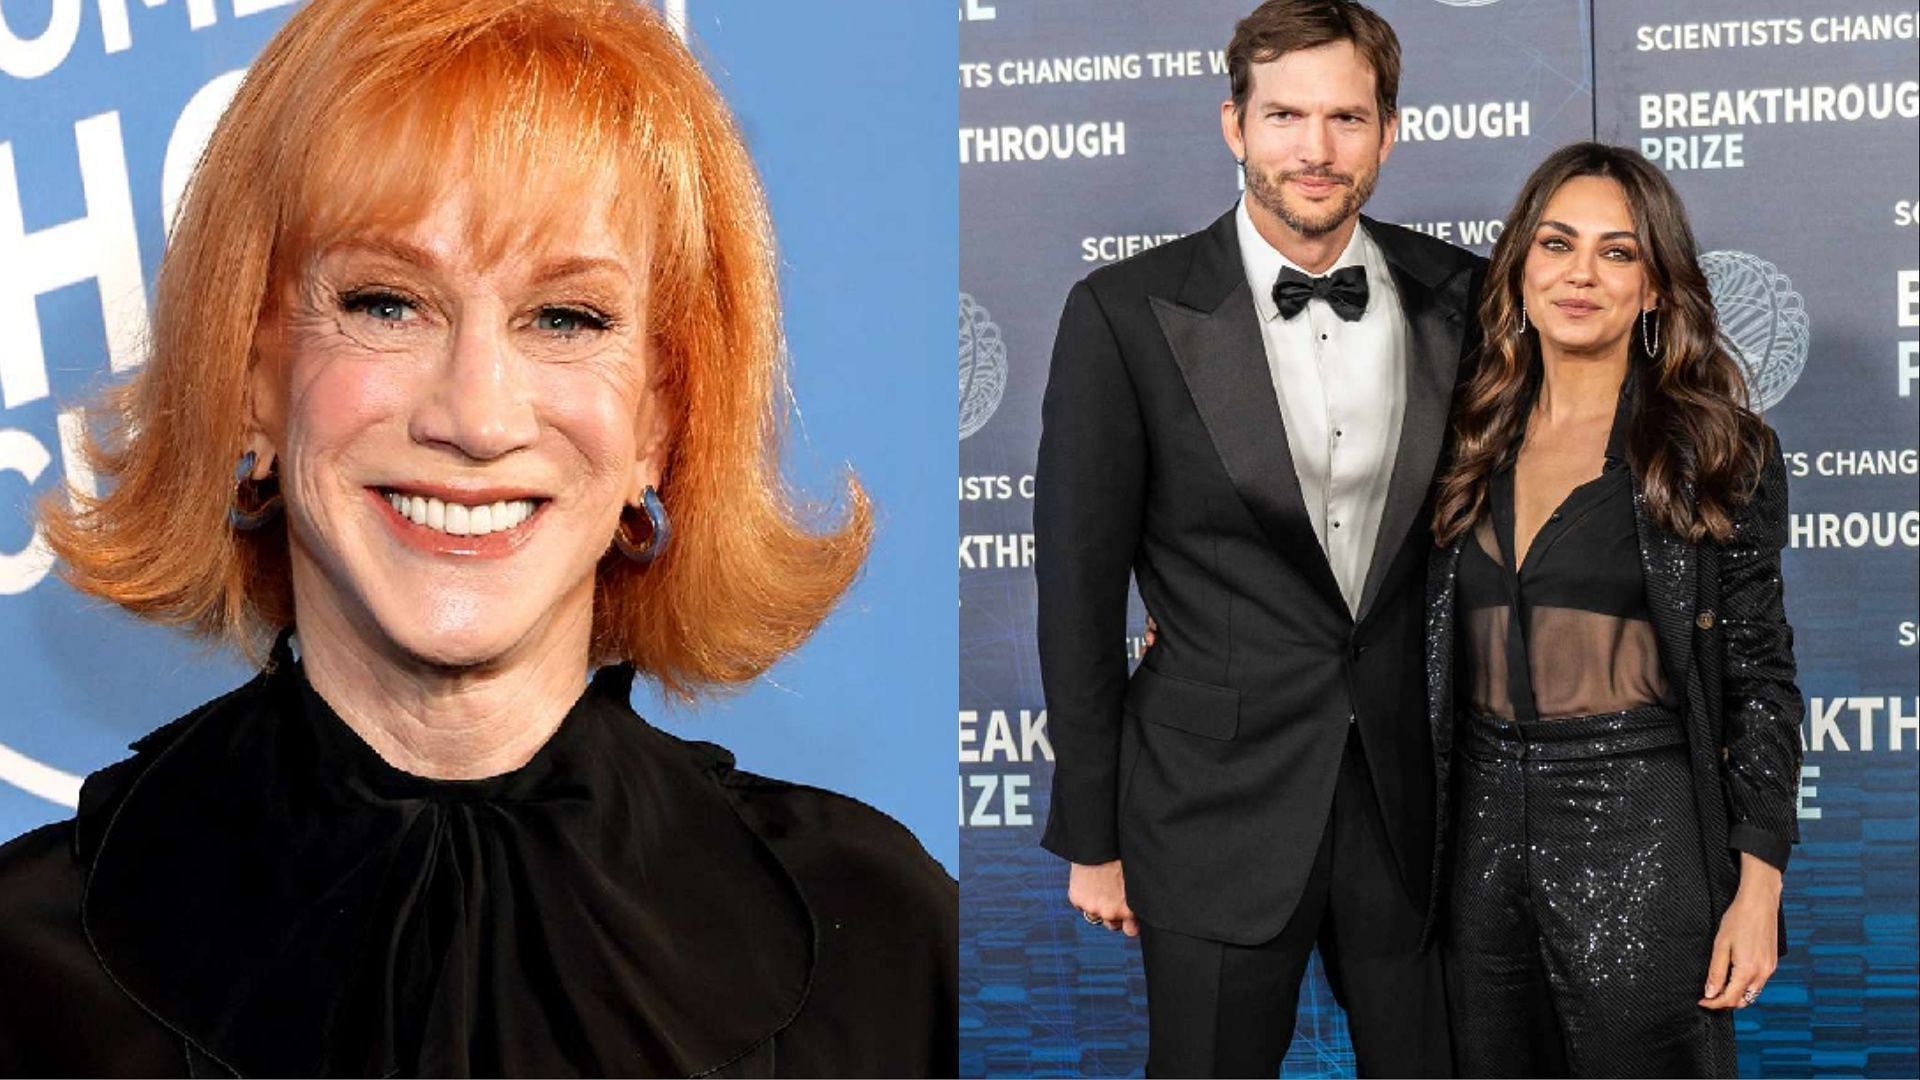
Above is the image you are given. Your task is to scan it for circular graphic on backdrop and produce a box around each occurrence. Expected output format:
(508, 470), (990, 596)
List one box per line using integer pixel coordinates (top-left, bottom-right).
(959, 292), (1007, 440)
(1701, 250), (1811, 412)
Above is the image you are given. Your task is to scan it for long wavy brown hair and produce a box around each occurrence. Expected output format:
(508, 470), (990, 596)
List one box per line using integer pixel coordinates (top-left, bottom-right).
(1432, 142), (1769, 548)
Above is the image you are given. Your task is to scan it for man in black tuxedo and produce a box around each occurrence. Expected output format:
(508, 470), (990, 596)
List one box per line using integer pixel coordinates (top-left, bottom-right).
(1035, 1), (1485, 1075)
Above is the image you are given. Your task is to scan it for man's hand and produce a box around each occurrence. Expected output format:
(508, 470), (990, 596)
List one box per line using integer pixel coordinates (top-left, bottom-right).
(1069, 859), (1139, 937)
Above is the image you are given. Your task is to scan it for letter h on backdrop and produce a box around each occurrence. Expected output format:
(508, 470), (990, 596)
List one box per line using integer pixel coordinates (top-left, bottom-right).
(0, 114), (147, 410)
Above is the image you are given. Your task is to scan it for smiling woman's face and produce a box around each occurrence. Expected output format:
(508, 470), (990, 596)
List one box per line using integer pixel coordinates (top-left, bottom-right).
(1521, 174), (1654, 358)
(251, 181), (665, 673)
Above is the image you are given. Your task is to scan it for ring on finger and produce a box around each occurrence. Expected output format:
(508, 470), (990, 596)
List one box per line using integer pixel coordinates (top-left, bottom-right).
(1740, 987), (1760, 1006)
(1081, 909), (1101, 925)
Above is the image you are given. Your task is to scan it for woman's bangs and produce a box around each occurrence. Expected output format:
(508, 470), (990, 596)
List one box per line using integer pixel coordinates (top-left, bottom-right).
(283, 39), (645, 269)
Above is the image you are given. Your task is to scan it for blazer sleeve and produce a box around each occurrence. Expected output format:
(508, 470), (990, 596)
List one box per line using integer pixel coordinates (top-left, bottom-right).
(1034, 279), (1147, 866)
(1717, 431), (1803, 871)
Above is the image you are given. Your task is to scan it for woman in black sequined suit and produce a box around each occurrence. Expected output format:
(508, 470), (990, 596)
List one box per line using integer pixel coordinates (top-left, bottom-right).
(1426, 144), (1802, 1078)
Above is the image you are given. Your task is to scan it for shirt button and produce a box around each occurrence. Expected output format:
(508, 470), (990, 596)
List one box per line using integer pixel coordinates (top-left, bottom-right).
(1320, 333), (1329, 341)
(1331, 520), (1341, 528)
(1334, 429), (1343, 438)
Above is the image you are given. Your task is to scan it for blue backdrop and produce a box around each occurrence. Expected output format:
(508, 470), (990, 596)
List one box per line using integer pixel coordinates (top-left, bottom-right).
(0, 1), (957, 870)
(958, 1), (1918, 1075)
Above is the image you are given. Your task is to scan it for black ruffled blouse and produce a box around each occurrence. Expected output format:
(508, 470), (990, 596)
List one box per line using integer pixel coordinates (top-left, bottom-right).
(0, 638), (956, 1077)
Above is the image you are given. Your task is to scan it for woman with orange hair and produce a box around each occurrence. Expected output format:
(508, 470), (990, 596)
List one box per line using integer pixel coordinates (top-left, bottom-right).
(0, 0), (953, 1074)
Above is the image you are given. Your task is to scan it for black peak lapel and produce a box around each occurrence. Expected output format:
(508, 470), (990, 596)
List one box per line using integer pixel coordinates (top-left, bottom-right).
(1174, 211), (1250, 314)
(1152, 211), (1346, 615)
(1355, 218), (1473, 622)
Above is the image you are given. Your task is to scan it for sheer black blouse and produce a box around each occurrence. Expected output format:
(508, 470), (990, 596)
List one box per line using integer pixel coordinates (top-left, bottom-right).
(1456, 385), (1676, 723)
(0, 640), (956, 1077)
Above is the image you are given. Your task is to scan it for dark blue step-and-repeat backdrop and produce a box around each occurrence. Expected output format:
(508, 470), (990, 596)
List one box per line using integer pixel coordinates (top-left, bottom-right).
(0, 0), (957, 867)
(959, 1), (1917, 1075)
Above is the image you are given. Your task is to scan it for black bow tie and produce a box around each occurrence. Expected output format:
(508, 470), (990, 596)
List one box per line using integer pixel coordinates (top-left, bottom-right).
(1272, 265), (1369, 322)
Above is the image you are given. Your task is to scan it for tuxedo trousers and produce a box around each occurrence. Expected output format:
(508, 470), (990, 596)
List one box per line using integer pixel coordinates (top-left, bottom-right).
(1137, 726), (1451, 1078)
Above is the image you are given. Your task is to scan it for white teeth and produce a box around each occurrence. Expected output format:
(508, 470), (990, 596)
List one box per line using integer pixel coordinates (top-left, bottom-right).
(386, 492), (537, 538)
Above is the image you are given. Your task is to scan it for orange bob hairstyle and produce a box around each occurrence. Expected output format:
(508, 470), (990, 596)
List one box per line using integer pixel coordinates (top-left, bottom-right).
(42, 0), (871, 697)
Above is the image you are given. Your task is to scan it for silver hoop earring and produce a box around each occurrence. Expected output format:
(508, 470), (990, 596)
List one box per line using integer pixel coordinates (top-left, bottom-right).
(1514, 298), (1529, 337)
(1641, 308), (1661, 357)
(228, 450), (283, 531)
(613, 486), (671, 565)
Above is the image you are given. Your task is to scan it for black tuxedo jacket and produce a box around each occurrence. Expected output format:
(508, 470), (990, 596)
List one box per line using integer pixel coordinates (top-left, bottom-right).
(1036, 209), (1485, 945)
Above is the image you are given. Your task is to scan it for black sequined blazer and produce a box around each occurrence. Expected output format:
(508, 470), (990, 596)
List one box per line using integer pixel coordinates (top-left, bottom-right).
(1423, 429), (1803, 950)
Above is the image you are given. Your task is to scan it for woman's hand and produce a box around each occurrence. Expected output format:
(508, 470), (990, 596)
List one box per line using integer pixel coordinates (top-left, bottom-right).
(1699, 852), (1782, 1009)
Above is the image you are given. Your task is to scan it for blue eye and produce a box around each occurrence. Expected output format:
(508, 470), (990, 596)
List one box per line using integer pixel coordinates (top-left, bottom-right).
(341, 290), (417, 322)
(535, 307), (610, 335)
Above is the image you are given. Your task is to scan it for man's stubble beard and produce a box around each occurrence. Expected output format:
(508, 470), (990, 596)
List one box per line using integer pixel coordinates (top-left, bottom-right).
(1244, 159), (1381, 239)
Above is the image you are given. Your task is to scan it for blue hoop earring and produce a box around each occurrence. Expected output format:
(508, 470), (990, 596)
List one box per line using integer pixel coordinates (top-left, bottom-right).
(229, 450), (283, 531)
(614, 486), (670, 565)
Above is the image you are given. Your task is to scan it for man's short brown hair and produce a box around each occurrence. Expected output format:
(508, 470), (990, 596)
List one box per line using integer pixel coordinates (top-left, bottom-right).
(1227, 0), (1402, 123)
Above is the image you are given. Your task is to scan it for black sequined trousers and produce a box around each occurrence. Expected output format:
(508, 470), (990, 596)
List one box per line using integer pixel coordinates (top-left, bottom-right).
(1444, 707), (1736, 1078)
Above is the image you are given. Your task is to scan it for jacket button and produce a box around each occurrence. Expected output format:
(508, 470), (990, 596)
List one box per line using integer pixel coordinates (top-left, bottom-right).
(1697, 610), (1716, 630)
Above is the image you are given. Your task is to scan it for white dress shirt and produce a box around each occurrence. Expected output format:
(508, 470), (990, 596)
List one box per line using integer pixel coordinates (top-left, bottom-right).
(1235, 196), (1408, 615)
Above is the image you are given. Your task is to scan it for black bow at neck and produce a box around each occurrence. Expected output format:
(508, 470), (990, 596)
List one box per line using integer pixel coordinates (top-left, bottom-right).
(1272, 264), (1369, 321)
